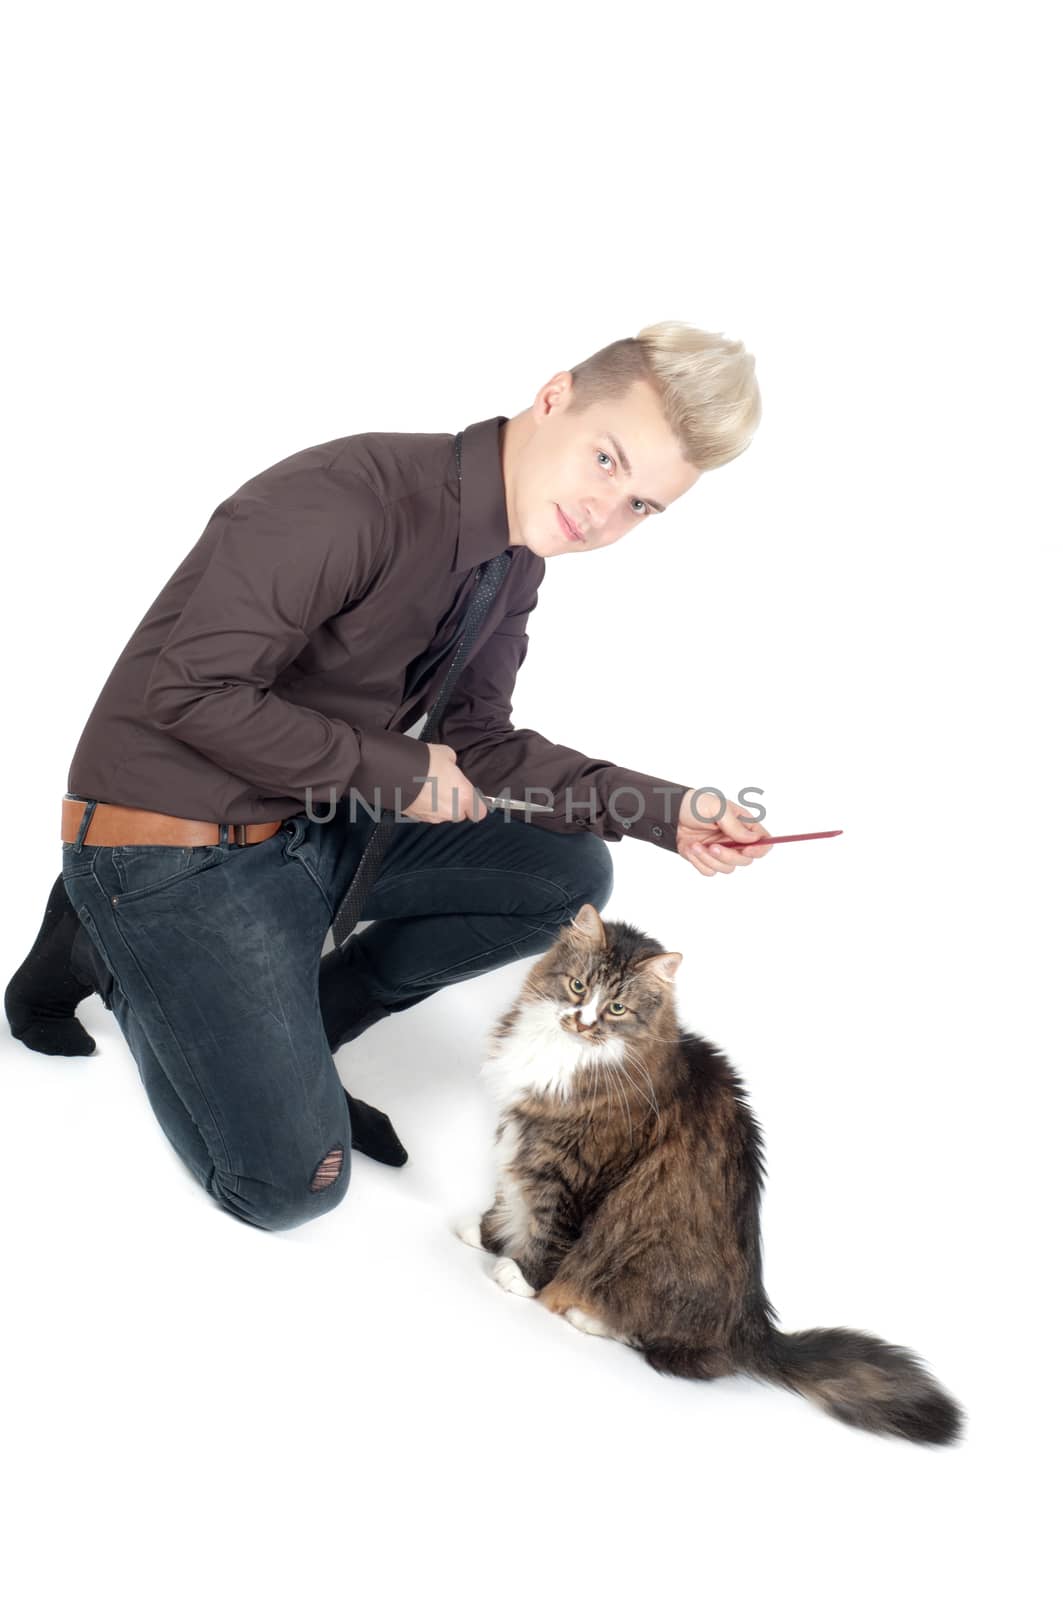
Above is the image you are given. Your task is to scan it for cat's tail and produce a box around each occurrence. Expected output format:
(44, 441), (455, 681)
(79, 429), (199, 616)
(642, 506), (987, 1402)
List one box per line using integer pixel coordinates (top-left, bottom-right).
(642, 1325), (964, 1444)
(746, 1325), (965, 1445)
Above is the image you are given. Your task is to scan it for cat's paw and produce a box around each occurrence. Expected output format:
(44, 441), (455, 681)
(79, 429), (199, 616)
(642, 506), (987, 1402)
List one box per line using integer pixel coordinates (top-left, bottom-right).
(563, 1306), (634, 1345)
(563, 1306), (613, 1338)
(452, 1215), (486, 1251)
(492, 1256), (537, 1297)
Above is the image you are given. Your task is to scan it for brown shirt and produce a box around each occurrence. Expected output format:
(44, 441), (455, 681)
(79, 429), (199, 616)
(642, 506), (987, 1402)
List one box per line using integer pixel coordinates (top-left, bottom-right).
(68, 415), (691, 851)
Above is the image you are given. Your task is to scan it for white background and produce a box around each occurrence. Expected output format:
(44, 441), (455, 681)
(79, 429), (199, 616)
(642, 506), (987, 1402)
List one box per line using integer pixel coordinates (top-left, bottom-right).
(2, 2), (1058, 1596)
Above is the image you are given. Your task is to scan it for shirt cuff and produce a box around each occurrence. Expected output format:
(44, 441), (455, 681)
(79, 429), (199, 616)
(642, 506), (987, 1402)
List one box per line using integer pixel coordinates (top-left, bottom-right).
(603, 772), (688, 851)
(349, 728), (433, 820)
(525, 771), (689, 853)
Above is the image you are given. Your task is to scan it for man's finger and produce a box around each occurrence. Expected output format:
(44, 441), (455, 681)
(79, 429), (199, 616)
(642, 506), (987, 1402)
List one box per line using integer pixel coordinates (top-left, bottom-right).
(703, 841), (753, 867)
(681, 843), (719, 877)
(720, 816), (769, 847)
(717, 835), (773, 858)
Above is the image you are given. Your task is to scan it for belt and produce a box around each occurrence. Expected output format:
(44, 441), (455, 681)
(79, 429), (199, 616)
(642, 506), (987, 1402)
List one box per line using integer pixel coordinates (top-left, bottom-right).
(61, 796), (284, 848)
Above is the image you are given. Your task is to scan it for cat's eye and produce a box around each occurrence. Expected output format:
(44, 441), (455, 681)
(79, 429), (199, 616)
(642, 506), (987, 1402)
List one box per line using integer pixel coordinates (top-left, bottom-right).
(569, 977), (586, 993)
(608, 1002), (627, 1015)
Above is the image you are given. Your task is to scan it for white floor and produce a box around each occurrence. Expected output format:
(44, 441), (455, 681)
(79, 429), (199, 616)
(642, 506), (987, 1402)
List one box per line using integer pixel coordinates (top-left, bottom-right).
(4, 5), (1060, 1591)
(1, 840), (1052, 1598)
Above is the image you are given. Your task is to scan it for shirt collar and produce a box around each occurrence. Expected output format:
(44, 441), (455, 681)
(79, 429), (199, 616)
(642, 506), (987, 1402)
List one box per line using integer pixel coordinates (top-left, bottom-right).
(452, 414), (513, 573)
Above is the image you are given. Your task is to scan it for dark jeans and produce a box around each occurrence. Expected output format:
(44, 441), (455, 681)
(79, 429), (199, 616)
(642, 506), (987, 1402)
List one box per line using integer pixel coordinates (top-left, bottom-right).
(60, 803), (614, 1232)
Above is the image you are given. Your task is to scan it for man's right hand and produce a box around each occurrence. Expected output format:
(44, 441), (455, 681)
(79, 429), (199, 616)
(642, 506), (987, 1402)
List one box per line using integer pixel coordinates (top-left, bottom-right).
(676, 787), (774, 876)
(401, 743), (488, 824)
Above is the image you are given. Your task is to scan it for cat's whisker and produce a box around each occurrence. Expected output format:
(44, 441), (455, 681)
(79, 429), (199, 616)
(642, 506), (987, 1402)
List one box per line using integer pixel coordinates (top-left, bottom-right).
(602, 1058), (618, 1120)
(629, 1027), (681, 1047)
(583, 1059), (603, 1134)
(602, 1059), (634, 1139)
(622, 1042), (660, 1095)
(616, 1067), (638, 1139)
(618, 1050), (662, 1129)
(598, 1058), (621, 1124)
(614, 1059), (661, 1131)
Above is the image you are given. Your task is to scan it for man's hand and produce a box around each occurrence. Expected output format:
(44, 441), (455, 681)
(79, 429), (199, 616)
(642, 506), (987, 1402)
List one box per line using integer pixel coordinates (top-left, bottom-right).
(676, 787), (774, 878)
(401, 743), (488, 825)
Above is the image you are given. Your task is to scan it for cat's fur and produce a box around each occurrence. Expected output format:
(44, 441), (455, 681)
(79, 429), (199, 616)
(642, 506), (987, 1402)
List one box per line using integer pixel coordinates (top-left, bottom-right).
(455, 902), (964, 1447)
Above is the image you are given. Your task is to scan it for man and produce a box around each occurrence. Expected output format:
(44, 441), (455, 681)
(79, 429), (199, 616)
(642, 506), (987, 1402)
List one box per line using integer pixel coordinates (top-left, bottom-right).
(5, 320), (772, 1230)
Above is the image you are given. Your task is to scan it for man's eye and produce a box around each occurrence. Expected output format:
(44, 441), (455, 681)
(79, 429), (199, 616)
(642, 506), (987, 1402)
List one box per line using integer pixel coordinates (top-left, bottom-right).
(596, 450), (649, 516)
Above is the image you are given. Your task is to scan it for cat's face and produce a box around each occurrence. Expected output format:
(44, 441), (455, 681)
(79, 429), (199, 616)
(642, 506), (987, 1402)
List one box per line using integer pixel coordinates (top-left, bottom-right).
(484, 905), (684, 1107)
(538, 902), (683, 1054)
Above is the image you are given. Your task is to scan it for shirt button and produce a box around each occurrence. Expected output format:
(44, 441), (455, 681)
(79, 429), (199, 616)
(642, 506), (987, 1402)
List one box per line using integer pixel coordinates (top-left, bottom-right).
(652, 825), (662, 837)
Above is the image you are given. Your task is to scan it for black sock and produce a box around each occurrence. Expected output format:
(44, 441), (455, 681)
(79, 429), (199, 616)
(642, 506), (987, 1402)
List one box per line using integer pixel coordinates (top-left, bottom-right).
(5, 874), (98, 1056)
(344, 1091), (408, 1166)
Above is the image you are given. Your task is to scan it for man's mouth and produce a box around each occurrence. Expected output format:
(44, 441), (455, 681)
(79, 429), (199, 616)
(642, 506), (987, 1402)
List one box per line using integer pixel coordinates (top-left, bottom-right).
(556, 504), (585, 543)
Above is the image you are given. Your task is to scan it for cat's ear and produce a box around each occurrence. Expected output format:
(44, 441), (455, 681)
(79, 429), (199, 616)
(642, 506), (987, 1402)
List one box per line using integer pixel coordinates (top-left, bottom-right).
(636, 951), (683, 984)
(567, 902), (607, 946)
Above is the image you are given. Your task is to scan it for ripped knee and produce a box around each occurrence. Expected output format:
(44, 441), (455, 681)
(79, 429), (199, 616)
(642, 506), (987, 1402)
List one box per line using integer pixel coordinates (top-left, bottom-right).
(309, 1142), (344, 1192)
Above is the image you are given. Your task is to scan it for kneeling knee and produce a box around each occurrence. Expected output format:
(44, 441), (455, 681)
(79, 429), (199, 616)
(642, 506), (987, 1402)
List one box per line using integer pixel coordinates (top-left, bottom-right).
(212, 1139), (351, 1231)
(310, 1142), (345, 1192)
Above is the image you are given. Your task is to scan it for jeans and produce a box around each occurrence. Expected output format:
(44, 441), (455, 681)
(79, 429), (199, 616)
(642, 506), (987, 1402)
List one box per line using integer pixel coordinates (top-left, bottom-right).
(60, 802), (614, 1232)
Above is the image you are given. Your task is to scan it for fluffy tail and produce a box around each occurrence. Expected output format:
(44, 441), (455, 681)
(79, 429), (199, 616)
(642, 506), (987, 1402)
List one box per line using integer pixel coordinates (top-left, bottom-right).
(643, 1326), (965, 1445)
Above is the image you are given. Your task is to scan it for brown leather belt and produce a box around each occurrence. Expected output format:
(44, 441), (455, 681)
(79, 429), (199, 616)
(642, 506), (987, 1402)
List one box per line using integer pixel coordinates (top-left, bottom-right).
(61, 796), (284, 849)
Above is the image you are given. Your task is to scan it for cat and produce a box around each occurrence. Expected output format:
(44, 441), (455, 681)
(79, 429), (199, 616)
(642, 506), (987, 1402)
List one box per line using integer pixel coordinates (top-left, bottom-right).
(454, 901), (964, 1447)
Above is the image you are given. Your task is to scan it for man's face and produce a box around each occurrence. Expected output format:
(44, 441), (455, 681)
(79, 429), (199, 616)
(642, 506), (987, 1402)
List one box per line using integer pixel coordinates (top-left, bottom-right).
(504, 374), (702, 558)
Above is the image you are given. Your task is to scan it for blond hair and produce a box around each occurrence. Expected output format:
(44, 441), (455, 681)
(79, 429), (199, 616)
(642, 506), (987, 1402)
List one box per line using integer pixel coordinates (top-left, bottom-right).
(565, 319), (762, 473)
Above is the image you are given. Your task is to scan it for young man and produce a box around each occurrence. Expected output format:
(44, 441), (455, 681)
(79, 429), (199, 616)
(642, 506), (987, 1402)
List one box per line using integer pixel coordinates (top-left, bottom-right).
(5, 320), (772, 1230)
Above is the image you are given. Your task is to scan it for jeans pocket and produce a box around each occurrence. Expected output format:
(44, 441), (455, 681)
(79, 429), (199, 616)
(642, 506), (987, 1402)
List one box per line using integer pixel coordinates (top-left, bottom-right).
(108, 844), (229, 908)
(281, 814), (334, 914)
(61, 842), (101, 882)
(281, 814), (310, 853)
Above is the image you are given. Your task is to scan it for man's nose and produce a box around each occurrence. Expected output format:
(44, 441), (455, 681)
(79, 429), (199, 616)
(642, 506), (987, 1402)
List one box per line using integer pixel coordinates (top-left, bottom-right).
(583, 503), (628, 545)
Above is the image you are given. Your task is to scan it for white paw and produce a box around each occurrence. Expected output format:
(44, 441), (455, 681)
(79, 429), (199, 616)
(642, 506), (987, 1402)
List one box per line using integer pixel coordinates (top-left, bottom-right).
(452, 1215), (486, 1251)
(564, 1306), (613, 1337)
(563, 1307), (633, 1344)
(492, 1256), (537, 1297)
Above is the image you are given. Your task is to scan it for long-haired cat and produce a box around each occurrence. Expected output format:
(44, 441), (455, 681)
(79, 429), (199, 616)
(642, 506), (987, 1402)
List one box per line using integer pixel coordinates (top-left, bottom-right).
(454, 902), (964, 1446)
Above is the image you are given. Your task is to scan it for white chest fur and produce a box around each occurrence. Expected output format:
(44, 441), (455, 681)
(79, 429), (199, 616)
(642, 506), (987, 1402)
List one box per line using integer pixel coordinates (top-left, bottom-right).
(481, 997), (626, 1109)
(479, 999), (627, 1256)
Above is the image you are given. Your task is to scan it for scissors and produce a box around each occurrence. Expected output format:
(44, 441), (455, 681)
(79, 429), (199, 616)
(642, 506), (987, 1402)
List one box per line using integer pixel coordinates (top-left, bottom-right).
(481, 795), (555, 812)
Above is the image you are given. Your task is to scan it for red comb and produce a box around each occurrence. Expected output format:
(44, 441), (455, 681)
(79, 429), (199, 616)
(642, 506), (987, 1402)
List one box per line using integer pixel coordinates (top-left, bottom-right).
(720, 829), (843, 849)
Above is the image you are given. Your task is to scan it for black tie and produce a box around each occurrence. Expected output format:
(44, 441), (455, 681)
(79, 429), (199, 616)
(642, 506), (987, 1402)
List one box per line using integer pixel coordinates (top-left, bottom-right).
(329, 435), (513, 951)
